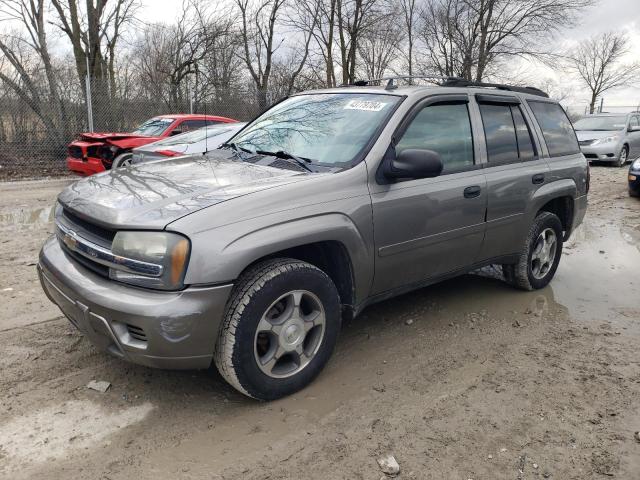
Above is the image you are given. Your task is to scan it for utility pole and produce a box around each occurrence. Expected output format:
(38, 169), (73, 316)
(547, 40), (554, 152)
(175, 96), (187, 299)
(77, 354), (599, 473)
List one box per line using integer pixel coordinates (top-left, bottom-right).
(85, 56), (94, 132)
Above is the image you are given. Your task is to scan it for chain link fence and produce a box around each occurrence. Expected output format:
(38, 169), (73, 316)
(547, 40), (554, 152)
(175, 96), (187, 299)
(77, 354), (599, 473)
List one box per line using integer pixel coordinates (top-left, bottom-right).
(0, 79), (273, 181)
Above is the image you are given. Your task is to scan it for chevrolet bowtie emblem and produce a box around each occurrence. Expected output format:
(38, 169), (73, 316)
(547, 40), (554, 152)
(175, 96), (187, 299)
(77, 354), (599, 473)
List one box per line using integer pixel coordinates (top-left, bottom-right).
(63, 230), (78, 251)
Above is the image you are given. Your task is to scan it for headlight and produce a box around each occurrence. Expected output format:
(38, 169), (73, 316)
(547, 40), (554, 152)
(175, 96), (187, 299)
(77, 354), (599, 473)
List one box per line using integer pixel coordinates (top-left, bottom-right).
(592, 135), (620, 145)
(109, 231), (190, 290)
(632, 158), (640, 170)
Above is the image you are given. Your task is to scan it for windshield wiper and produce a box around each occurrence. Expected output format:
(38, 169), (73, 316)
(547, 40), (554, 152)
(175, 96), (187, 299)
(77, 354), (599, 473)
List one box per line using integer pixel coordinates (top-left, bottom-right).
(220, 142), (252, 159)
(257, 150), (314, 172)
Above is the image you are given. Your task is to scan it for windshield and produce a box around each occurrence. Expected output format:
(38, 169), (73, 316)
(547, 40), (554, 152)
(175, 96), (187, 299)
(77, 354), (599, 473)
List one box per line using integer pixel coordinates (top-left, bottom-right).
(155, 125), (238, 146)
(228, 93), (401, 165)
(573, 116), (627, 131)
(132, 117), (175, 136)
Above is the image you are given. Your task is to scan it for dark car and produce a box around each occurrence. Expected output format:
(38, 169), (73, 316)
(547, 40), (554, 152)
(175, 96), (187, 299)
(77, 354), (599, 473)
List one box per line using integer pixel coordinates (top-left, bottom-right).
(629, 157), (640, 196)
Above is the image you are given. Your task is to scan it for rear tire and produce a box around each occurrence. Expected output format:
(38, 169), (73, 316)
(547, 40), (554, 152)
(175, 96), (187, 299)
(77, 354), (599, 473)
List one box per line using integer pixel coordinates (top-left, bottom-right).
(214, 258), (341, 401)
(502, 212), (563, 291)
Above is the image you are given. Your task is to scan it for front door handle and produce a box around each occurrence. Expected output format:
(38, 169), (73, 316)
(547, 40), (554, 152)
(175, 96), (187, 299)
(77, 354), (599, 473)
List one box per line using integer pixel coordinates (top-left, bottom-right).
(464, 185), (481, 198)
(532, 173), (545, 184)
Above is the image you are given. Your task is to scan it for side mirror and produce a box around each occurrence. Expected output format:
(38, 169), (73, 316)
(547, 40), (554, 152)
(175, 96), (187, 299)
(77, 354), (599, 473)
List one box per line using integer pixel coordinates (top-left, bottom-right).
(628, 125), (640, 132)
(170, 129), (183, 136)
(384, 149), (443, 180)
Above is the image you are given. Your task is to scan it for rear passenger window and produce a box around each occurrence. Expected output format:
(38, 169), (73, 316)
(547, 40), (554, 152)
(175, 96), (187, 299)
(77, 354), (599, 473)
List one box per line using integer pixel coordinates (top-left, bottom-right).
(512, 107), (536, 160)
(528, 101), (580, 157)
(479, 104), (518, 163)
(395, 102), (474, 173)
(479, 103), (537, 163)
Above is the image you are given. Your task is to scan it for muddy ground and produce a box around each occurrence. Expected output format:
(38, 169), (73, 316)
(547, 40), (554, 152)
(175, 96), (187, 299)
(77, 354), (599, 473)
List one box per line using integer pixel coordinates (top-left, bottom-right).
(1, 167), (639, 479)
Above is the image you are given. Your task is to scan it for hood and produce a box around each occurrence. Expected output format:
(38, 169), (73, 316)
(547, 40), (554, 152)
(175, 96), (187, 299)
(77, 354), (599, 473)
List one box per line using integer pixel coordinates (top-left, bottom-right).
(575, 129), (624, 141)
(78, 132), (160, 150)
(57, 151), (310, 229)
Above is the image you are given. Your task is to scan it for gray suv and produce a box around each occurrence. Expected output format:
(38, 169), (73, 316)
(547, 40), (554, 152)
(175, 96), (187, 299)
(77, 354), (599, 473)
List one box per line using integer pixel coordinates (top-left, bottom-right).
(574, 112), (640, 167)
(38, 78), (588, 400)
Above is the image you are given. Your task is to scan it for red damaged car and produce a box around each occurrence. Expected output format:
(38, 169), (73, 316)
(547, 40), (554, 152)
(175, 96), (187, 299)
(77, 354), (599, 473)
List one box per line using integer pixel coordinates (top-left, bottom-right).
(66, 114), (237, 176)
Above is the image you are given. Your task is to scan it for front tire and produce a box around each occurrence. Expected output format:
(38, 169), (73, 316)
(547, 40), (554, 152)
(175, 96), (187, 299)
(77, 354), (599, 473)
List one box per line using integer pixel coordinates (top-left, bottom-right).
(503, 212), (563, 291)
(617, 146), (628, 167)
(214, 258), (341, 400)
(112, 152), (133, 169)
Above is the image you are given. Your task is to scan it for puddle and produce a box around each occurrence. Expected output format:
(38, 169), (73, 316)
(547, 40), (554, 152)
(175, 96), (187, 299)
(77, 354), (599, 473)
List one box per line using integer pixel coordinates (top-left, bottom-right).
(0, 206), (54, 227)
(0, 400), (154, 473)
(554, 220), (640, 324)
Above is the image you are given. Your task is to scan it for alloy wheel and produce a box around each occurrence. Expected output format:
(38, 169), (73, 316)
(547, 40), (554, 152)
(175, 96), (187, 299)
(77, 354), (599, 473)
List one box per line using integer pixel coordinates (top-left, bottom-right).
(531, 228), (557, 280)
(253, 290), (326, 379)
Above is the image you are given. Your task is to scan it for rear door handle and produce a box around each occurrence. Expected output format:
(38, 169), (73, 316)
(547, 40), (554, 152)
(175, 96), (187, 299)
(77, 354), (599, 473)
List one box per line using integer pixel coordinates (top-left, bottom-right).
(532, 173), (545, 184)
(463, 185), (481, 198)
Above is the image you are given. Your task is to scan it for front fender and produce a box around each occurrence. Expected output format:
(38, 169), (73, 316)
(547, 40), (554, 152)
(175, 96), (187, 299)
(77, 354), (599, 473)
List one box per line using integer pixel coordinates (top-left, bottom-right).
(183, 212), (374, 304)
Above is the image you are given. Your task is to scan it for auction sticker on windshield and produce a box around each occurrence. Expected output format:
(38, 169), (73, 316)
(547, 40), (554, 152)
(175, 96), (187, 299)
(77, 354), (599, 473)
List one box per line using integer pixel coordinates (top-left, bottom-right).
(344, 100), (387, 112)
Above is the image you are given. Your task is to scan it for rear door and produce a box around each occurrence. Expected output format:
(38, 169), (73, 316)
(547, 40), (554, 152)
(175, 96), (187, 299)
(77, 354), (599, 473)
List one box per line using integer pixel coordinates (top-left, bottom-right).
(471, 94), (550, 261)
(369, 95), (487, 294)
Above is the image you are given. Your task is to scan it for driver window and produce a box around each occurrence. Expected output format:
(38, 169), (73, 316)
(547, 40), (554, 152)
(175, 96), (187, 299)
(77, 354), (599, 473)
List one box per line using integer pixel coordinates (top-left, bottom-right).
(630, 116), (639, 128)
(395, 102), (474, 173)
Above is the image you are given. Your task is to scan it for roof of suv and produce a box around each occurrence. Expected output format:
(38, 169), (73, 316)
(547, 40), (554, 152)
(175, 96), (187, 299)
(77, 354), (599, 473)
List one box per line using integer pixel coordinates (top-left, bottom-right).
(298, 84), (554, 102)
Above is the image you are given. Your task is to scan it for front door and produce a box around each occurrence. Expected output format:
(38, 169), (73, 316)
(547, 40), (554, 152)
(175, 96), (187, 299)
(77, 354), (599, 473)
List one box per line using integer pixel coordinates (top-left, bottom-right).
(369, 96), (487, 295)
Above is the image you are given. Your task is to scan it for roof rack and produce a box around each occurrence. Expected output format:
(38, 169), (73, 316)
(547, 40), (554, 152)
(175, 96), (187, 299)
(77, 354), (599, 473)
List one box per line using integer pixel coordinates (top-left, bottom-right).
(441, 78), (549, 98)
(347, 75), (549, 98)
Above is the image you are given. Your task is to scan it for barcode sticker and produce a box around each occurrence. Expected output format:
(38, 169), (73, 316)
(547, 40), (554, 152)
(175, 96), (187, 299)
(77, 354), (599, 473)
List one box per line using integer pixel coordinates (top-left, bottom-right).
(344, 100), (387, 112)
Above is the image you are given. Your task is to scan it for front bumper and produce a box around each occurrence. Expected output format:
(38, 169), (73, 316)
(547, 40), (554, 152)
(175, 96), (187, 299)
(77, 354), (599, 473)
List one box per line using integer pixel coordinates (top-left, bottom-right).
(38, 236), (233, 369)
(580, 143), (621, 162)
(66, 156), (106, 176)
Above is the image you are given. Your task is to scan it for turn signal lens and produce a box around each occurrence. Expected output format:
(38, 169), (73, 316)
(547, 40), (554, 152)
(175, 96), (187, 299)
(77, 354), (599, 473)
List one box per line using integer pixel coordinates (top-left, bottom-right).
(170, 238), (190, 285)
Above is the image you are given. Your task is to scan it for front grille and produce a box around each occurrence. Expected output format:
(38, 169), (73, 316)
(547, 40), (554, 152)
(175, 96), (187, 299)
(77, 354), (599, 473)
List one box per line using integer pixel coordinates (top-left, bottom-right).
(62, 208), (116, 247)
(126, 324), (147, 342)
(60, 241), (110, 277)
(584, 153), (598, 159)
(86, 145), (100, 158)
(68, 146), (83, 158)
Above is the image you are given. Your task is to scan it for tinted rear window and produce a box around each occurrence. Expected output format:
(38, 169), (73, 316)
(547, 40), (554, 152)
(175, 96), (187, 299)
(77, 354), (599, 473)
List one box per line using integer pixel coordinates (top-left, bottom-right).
(528, 101), (579, 157)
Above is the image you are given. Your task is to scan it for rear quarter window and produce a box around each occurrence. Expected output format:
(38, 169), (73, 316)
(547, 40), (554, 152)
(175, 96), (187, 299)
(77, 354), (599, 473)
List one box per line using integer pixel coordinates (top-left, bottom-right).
(527, 101), (580, 157)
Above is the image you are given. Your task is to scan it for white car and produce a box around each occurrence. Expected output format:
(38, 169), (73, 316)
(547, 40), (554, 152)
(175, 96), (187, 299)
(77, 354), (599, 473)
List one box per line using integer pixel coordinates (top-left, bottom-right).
(113, 122), (247, 168)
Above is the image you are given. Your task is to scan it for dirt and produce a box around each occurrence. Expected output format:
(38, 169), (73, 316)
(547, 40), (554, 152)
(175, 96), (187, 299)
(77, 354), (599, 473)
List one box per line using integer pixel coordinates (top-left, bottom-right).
(1, 167), (639, 479)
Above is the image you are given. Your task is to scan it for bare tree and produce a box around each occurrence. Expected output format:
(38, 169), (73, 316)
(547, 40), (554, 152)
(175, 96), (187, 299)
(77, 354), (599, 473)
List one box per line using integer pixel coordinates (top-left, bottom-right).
(49, 0), (139, 91)
(0, 0), (68, 141)
(398, 0), (419, 78)
(236, 0), (287, 110)
(358, 20), (404, 80)
(567, 32), (640, 114)
(336, 0), (388, 84)
(419, 0), (594, 82)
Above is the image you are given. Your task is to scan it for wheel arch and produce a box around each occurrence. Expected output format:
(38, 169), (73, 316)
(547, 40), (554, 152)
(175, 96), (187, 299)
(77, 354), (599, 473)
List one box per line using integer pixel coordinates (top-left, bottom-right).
(531, 179), (577, 240)
(240, 241), (357, 320)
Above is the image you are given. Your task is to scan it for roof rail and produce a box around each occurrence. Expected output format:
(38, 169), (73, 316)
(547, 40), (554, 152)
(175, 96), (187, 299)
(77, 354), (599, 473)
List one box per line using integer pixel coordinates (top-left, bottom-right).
(441, 78), (549, 98)
(349, 75), (457, 90)
(346, 75), (550, 98)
